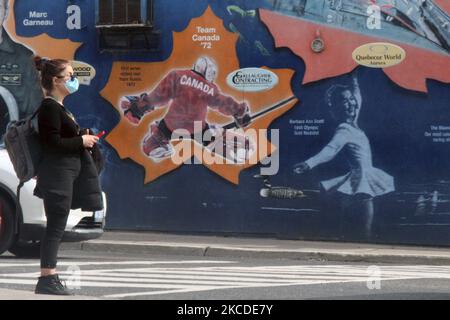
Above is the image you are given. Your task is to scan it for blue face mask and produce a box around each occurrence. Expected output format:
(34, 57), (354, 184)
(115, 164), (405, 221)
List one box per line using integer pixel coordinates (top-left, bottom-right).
(65, 76), (79, 94)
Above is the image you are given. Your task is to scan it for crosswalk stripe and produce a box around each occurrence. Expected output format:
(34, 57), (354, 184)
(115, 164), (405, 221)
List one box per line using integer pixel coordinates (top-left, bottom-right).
(104, 288), (210, 298)
(0, 262), (307, 269)
(0, 278), (211, 289)
(2, 260), (450, 298)
(66, 267), (450, 279)
(0, 274), (312, 286)
(1, 272), (370, 283)
(0, 260), (234, 268)
(72, 268), (371, 279)
(102, 277), (419, 299)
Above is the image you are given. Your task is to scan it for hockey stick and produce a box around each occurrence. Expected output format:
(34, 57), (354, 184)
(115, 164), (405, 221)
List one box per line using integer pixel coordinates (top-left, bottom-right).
(222, 95), (297, 130)
(205, 96), (297, 163)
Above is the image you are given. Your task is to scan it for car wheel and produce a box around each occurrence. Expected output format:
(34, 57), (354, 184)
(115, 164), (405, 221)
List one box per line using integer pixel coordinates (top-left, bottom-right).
(0, 196), (15, 255)
(8, 240), (41, 258)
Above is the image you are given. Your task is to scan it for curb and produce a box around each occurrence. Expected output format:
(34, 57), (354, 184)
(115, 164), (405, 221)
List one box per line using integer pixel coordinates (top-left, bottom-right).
(61, 241), (450, 265)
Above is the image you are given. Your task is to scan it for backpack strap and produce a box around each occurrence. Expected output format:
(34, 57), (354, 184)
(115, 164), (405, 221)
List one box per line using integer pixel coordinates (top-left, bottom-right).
(16, 181), (24, 211)
(15, 181), (24, 234)
(29, 106), (41, 120)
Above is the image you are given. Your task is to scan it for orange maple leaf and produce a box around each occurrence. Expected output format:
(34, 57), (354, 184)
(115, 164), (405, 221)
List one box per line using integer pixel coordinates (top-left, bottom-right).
(101, 7), (297, 184)
(4, 0), (81, 60)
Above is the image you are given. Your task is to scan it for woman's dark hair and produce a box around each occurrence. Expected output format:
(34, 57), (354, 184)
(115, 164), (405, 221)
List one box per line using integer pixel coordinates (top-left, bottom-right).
(34, 56), (70, 94)
(325, 84), (351, 108)
(325, 84), (353, 122)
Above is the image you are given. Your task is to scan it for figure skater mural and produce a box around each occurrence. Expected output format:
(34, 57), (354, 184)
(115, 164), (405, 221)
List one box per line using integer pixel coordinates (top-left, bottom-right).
(293, 70), (395, 239)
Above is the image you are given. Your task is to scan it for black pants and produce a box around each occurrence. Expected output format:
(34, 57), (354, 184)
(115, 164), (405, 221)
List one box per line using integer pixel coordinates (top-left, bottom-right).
(39, 159), (81, 269)
(40, 204), (70, 269)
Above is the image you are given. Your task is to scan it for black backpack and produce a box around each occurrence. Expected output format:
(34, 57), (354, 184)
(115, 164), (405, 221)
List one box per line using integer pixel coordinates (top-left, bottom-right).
(3, 108), (42, 206)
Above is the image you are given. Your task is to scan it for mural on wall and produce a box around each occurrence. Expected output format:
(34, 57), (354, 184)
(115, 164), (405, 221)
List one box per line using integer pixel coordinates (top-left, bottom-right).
(1, 0), (449, 245)
(294, 71), (395, 239)
(101, 7), (297, 184)
(0, 0), (39, 144)
(251, 0), (450, 242)
(261, 0), (450, 92)
(0, 0), (85, 146)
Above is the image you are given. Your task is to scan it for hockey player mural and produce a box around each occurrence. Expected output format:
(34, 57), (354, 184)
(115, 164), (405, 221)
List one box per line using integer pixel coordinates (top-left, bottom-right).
(101, 6), (297, 184)
(119, 56), (253, 163)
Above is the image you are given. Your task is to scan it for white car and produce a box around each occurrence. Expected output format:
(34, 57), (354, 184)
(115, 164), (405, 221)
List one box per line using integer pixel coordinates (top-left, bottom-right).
(0, 148), (106, 257)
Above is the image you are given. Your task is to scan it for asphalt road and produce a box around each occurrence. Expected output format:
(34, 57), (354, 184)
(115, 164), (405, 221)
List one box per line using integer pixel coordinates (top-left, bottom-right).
(1, 249), (450, 300)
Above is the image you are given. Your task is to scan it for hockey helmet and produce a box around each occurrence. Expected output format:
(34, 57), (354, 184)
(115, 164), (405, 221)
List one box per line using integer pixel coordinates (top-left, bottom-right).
(193, 56), (217, 82)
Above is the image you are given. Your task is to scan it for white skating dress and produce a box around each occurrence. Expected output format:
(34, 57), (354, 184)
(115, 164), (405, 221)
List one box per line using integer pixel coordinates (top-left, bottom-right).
(305, 123), (394, 197)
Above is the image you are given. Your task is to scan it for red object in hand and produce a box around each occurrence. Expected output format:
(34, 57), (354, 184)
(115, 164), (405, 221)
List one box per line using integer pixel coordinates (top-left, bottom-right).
(96, 131), (106, 138)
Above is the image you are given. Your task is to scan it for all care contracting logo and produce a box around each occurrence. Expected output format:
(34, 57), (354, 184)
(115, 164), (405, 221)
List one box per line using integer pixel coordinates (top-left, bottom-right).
(227, 68), (279, 92)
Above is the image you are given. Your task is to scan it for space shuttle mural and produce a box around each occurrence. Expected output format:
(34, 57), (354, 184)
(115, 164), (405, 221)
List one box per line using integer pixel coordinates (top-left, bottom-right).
(271, 0), (449, 54)
(260, 0), (450, 92)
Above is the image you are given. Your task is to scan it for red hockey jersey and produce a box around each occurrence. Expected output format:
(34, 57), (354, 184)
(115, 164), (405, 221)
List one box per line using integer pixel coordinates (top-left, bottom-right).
(143, 69), (247, 133)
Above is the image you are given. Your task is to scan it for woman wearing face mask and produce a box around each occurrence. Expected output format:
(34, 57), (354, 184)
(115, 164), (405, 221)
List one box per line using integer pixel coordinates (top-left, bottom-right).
(33, 57), (103, 295)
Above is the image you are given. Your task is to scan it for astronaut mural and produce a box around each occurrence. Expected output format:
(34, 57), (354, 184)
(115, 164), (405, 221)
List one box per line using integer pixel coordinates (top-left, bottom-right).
(2, 0), (450, 245)
(0, 0), (42, 146)
(0, 0), (83, 146)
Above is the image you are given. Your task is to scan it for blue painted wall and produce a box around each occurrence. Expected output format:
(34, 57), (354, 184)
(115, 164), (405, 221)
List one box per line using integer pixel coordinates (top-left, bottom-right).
(9, 0), (450, 245)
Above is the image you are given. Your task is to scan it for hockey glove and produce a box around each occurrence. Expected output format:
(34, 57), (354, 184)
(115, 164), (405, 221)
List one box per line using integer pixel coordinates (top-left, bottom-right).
(122, 94), (154, 124)
(234, 104), (251, 128)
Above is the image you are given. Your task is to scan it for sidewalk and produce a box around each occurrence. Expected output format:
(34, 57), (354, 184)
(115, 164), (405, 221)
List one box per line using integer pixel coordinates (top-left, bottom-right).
(2, 232), (450, 300)
(61, 231), (450, 265)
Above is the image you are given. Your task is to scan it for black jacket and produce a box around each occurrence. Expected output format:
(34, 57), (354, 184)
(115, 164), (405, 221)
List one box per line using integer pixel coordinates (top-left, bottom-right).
(33, 98), (103, 212)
